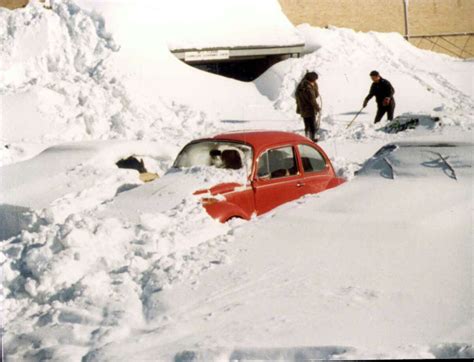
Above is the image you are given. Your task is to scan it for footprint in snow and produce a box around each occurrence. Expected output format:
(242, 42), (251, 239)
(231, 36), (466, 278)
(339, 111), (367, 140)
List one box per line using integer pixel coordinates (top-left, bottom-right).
(323, 286), (379, 305)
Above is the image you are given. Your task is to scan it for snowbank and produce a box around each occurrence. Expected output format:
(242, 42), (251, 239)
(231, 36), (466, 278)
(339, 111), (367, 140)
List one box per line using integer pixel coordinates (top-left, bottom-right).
(82, 141), (474, 361)
(2, 162), (234, 360)
(0, 0), (121, 142)
(162, 0), (303, 51)
(0, 1), (230, 161)
(0, 141), (173, 210)
(74, 0), (303, 51)
(0, 0), (295, 167)
(256, 25), (474, 135)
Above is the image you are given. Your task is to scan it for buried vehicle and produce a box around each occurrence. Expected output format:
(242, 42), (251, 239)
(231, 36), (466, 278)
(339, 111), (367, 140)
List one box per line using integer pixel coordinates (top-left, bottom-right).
(0, 141), (166, 240)
(356, 141), (473, 180)
(173, 131), (345, 221)
(99, 131), (345, 223)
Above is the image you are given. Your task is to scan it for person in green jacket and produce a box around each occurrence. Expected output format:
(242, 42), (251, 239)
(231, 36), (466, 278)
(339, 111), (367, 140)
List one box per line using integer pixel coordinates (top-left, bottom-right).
(296, 72), (321, 142)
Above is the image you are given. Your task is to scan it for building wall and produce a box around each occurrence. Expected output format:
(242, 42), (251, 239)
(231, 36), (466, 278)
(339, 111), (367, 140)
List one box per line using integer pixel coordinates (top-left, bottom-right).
(0, 0), (28, 9)
(279, 0), (474, 58)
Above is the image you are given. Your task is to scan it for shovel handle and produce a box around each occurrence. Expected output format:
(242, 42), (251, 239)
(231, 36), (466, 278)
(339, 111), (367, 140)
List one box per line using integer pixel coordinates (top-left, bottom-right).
(346, 107), (365, 129)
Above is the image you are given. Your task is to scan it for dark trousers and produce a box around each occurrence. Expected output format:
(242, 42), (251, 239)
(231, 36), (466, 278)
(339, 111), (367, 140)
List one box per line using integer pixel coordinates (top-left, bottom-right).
(374, 99), (395, 123)
(303, 115), (320, 141)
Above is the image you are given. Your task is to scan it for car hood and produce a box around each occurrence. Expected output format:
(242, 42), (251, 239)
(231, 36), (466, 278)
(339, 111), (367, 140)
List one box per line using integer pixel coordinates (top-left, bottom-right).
(100, 168), (247, 222)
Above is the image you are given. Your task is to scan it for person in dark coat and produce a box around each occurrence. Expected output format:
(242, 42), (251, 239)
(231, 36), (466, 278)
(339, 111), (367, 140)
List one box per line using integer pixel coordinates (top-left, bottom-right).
(296, 72), (320, 141)
(363, 70), (396, 123)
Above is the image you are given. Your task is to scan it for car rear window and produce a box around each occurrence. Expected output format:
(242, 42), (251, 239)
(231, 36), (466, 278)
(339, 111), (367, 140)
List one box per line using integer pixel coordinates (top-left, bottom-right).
(173, 141), (253, 171)
(298, 144), (326, 173)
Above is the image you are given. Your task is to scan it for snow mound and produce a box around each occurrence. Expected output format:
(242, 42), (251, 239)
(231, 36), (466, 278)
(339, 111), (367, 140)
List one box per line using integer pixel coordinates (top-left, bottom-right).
(0, 0), (297, 167)
(256, 26), (474, 137)
(0, 1), (219, 158)
(2, 184), (231, 360)
(0, 140), (179, 242)
(99, 166), (249, 222)
(163, 0), (303, 50)
(0, 0), (117, 89)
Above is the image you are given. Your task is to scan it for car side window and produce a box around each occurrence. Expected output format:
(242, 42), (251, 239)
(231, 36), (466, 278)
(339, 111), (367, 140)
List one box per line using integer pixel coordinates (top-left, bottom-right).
(298, 144), (327, 173)
(257, 152), (270, 178)
(257, 146), (298, 179)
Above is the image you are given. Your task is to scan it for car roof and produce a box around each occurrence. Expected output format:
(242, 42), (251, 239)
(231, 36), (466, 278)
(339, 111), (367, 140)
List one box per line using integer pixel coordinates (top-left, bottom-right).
(205, 130), (310, 150)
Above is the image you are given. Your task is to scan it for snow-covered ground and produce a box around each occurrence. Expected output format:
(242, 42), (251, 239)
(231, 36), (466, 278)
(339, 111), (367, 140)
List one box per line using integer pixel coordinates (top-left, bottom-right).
(1, 1), (473, 360)
(88, 143), (474, 361)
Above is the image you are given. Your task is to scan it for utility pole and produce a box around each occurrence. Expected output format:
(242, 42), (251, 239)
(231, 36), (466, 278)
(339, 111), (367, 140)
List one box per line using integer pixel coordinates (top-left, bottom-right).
(403, 0), (410, 39)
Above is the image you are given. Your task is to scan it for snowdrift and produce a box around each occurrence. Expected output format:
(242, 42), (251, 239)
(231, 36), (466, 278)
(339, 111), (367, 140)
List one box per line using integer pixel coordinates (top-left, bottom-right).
(162, 0), (303, 51)
(257, 25), (474, 128)
(83, 141), (474, 361)
(0, 0), (245, 163)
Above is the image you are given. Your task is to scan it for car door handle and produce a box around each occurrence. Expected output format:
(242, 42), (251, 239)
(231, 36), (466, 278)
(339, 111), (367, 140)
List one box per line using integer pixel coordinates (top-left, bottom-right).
(296, 182), (305, 187)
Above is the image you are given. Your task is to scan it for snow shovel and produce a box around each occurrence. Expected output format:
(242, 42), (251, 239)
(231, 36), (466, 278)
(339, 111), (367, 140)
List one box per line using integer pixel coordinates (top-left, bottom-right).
(346, 106), (365, 129)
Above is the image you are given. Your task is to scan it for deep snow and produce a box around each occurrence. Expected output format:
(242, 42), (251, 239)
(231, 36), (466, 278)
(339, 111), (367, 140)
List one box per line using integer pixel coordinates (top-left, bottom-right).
(89, 146), (474, 360)
(1, 0), (473, 361)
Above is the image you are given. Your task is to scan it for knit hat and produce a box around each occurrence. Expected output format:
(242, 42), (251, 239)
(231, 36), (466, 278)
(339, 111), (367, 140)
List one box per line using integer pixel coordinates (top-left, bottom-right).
(305, 72), (318, 81)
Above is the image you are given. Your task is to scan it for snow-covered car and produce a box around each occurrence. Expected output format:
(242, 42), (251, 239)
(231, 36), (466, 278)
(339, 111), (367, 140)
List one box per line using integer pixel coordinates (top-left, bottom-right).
(175, 131), (345, 221)
(0, 141), (166, 240)
(98, 131), (345, 223)
(356, 141), (472, 181)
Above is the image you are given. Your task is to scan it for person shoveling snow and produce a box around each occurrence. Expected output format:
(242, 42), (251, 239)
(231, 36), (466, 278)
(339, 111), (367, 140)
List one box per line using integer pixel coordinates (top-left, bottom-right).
(363, 70), (396, 124)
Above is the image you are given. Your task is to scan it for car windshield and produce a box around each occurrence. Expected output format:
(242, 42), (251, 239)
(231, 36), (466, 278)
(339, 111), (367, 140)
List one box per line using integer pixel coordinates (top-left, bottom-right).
(173, 141), (253, 175)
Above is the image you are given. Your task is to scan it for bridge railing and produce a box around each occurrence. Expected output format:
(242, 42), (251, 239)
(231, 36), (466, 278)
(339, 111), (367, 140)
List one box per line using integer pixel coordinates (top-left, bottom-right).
(407, 32), (474, 59)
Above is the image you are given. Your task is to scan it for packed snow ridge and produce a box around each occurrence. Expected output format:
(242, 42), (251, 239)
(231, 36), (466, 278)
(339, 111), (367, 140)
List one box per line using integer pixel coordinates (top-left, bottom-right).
(1, 0), (473, 361)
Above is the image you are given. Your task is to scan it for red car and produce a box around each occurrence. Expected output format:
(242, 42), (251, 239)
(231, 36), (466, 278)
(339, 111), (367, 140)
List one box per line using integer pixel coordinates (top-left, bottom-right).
(173, 131), (345, 222)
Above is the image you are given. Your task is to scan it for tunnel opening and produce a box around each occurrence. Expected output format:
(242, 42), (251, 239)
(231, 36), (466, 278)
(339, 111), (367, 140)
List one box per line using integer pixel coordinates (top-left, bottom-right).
(189, 55), (291, 81)
(171, 46), (303, 82)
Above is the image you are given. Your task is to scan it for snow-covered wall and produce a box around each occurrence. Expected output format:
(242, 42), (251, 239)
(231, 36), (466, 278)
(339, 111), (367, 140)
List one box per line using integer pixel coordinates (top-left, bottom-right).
(165, 0), (303, 50)
(76, 0), (304, 51)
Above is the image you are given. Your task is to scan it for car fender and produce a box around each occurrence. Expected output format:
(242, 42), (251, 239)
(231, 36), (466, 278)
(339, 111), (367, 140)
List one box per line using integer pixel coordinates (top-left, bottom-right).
(204, 201), (251, 223)
(327, 177), (346, 189)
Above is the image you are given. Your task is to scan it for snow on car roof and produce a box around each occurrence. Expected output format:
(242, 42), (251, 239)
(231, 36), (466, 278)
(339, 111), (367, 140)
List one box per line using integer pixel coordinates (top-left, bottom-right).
(206, 130), (310, 149)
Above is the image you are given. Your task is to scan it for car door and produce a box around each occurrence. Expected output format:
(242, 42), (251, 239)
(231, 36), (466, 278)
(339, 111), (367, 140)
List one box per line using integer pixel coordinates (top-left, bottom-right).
(252, 145), (305, 215)
(297, 144), (333, 195)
